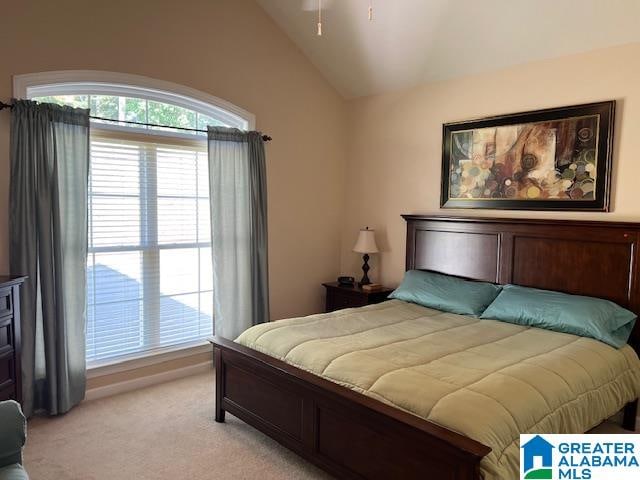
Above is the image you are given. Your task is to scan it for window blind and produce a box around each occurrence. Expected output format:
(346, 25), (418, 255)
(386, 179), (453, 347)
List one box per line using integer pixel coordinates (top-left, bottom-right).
(86, 133), (213, 364)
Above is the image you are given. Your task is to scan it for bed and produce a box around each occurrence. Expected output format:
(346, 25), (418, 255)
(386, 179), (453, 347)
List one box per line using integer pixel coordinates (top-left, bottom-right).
(210, 215), (640, 480)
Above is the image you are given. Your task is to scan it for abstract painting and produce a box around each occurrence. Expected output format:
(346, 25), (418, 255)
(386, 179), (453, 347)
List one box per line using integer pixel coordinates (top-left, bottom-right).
(441, 101), (615, 211)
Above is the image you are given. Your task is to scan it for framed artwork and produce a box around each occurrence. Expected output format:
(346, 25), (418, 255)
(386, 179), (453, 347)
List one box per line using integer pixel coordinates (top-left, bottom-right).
(441, 101), (615, 211)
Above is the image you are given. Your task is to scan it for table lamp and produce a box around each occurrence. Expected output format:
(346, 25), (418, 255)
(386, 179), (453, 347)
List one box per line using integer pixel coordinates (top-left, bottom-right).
(353, 227), (379, 286)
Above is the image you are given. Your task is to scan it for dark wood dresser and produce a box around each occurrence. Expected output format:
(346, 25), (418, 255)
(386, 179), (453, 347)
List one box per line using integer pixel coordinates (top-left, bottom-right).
(323, 282), (393, 313)
(0, 276), (25, 403)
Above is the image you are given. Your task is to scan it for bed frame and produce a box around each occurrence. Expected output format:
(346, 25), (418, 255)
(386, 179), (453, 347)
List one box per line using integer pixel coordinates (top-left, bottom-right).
(211, 216), (640, 480)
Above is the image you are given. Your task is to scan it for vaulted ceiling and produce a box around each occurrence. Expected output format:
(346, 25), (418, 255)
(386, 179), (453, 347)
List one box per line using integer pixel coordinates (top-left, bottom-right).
(257, 0), (640, 98)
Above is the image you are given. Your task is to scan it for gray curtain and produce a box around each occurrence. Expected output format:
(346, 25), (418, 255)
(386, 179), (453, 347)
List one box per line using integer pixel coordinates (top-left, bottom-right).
(9, 100), (90, 416)
(207, 127), (269, 339)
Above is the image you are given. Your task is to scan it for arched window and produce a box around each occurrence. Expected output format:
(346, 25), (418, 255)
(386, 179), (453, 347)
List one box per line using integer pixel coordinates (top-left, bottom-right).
(15, 72), (255, 365)
(15, 70), (253, 133)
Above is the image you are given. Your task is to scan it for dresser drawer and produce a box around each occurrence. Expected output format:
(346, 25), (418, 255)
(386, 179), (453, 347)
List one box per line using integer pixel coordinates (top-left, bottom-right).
(0, 315), (13, 349)
(0, 288), (12, 318)
(0, 383), (15, 402)
(326, 290), (368, 312)
(0, 351), (15, 391)
(323, 282), (393, 313)
(0, 278), (23, 404)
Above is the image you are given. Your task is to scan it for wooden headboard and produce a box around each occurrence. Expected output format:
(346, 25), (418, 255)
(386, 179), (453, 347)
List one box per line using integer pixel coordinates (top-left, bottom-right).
(402, 215), (640, 346)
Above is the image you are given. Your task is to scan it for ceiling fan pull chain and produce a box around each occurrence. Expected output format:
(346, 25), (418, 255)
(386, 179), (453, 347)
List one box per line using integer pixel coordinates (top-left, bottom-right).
(313, 0), (373, 36)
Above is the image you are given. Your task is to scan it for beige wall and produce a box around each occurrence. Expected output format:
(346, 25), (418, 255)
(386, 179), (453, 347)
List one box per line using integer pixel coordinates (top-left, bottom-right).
(3, 2), (640, 329)
(8, 2), (639, 394)
(341, 43), (640, 287)
(0, 0), (347, 320)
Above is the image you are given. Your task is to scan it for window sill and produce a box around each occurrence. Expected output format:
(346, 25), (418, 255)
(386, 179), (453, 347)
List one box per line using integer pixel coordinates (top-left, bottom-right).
(87, 341), (212, 379)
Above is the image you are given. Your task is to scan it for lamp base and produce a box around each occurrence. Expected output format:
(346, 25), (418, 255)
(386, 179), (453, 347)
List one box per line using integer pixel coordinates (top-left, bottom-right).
(359, 253), (371, 286)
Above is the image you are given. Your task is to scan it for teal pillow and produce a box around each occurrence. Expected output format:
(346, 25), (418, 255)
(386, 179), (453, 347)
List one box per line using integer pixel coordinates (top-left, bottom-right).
(389, 270), (502, 316)
(480, 284), (637, 348)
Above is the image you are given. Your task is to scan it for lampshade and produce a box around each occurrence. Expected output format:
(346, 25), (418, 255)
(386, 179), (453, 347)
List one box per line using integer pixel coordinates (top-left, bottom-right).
(353, 228), (379, 254)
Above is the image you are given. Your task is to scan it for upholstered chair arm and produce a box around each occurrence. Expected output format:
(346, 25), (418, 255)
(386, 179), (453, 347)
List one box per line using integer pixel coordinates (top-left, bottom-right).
(0, 401), (26, 467)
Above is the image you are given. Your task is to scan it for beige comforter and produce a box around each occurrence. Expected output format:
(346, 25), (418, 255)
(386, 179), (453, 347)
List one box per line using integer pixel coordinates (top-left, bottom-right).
(236, 300), (640, 480)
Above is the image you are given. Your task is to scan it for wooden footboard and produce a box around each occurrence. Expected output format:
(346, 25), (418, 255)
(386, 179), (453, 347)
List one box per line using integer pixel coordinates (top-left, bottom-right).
(211, 336), (491, 480)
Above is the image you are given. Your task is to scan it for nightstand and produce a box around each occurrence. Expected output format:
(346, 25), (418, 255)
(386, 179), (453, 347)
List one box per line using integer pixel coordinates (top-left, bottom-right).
(322, 282), (393, 313)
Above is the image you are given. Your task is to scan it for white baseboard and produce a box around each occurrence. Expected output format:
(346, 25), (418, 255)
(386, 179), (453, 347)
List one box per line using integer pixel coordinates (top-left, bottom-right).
(84, 361), (213, 402)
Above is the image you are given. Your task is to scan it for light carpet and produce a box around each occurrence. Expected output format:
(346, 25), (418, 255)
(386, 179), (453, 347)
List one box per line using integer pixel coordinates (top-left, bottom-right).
(24, 372), (330, 480)
(24, 372), (634, 480)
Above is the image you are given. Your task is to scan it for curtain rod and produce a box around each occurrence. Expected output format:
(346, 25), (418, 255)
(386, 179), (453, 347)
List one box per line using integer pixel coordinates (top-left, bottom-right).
(0, 101), (272, 142)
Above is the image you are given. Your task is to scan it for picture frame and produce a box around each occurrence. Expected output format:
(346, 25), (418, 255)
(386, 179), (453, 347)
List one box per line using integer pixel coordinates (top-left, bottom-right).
(440, 101), (615, 211)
